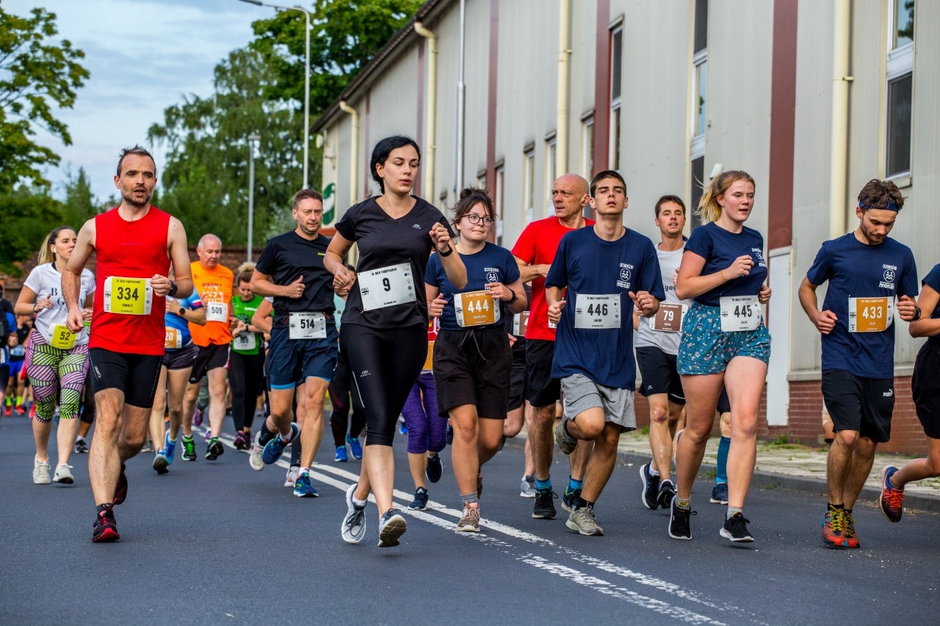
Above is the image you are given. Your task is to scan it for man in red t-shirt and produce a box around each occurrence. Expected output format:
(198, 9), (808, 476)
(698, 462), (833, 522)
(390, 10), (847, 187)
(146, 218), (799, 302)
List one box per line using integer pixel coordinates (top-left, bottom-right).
(511, 173), (593, 520)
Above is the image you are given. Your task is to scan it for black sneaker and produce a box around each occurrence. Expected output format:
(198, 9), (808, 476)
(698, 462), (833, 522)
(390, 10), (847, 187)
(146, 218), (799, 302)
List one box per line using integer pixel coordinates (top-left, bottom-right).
(92, 506), (119, 543)
(74, 438), (88, 454)
(720, 512), (754, 543)
(408, 487), (429, 510)
(639, 462), (660, 510)
(532, 487), (557, 519)
(668, 496), (694, 540)
(561, 486), (581, 513)
(657, 479), (676, 510)
(426, 454), (443, 483)
(205, 437), (224, 461)
(113, 463), (128, 505)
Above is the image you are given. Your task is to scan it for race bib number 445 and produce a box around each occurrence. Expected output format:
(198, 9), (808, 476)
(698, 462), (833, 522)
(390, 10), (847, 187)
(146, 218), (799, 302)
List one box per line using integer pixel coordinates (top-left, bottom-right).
(719, 296), (761, 332)
(848, 297), (893, 333)
(104, 277), (152, 315)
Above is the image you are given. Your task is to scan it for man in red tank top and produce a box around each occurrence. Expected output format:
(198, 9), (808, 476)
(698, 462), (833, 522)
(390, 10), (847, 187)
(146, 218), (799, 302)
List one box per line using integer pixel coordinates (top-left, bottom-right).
(63, 146), (193, 543)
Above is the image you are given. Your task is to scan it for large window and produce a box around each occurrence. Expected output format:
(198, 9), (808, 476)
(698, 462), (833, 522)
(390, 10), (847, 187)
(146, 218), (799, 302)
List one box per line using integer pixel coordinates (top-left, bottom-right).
(580, 115), (594, 180)
(545, 134), (557, 216)
(690, 156), (704, 230)
(523, 146), (535, 223)
(494, 162), (505, 244)
(689, 0), (707, 229)
(885, 0), (913, 178)
(609, 24), (623, 170)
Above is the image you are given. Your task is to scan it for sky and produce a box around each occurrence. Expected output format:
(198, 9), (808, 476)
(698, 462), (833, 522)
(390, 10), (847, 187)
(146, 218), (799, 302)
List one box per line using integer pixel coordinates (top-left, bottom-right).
(5, 0), (270, 201)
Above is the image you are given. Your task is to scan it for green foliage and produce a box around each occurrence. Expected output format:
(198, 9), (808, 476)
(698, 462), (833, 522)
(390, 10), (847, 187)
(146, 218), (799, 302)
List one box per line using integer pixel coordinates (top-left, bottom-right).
(0, 7), (89, 191)
(0, 188), (65, 275)
(59, 166), (99, 227)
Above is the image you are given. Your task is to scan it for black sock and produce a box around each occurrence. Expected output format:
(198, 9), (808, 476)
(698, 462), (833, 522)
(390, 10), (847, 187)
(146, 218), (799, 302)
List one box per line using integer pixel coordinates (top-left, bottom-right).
(96, 503), (113, 514)
(258, 427), (275, 446)
(575, 497), (594, 509)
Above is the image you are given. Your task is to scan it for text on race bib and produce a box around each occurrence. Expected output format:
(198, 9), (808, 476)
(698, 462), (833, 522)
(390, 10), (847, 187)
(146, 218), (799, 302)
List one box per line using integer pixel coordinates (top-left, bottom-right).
(289, 312), (326, 340)
(103, 277), (152, 316)
(454, 290), (501, 327)
(574, 294), (621, 330)
(848, 297), (893, 333)
(50, 324), (77, 350)
(205, 301), (228, 323)
(233, 332), (258, 351)
(652, 303), (686, 333)
(165, 328), (182, 350)
(358, 263), (416, 311)
(719, 295), (761, 332)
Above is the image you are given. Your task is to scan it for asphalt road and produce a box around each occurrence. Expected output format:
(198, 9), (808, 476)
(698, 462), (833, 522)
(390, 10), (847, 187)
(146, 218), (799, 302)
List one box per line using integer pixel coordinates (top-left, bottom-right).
(2, 414), (938, 625)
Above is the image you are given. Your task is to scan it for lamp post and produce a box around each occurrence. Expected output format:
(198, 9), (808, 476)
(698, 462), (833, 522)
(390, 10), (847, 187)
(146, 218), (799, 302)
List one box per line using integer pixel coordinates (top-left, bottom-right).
(238, 0), (310, 189)
(247, 134), (260, 262)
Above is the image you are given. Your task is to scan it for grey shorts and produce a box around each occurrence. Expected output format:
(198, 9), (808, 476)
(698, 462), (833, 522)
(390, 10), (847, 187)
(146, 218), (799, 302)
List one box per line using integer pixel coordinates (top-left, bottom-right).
(561, 373), (636, 432)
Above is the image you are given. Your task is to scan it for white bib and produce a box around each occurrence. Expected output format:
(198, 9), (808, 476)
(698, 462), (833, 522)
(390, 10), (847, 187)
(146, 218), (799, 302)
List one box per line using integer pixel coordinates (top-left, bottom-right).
(512, 311), (529, 336)
(233, 332), (258, 351)
(358, 263), (416, 311)
(848, 297), (893, 333)
(719, 295), (761, 332)
(103, 277), (152, 315)
(289, 312), (326, 340)
(574, 294), (621, 329)
(454, 290), (501, 327)
(205, 301), (228, 323)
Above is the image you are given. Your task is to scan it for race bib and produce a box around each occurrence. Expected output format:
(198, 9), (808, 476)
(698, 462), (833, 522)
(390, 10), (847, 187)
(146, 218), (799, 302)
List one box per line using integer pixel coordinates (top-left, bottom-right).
(574, 294), (621, 329)
(49, 324), (77, 350)
(424, 341), (435, 370)
(454, 290), (500, 327)
(512, 311), (529, 336)
(848, 297), (893, 333)
(719, 295), (761, 332)
(205, 301), (228, 323)
(358, 263), (416, 311)
(103, 277), (152, 315)
(289, 312), (326, 340)
(233, 332), (258, 351)
(652, 303), (686, 332)
(165, 328), (182, 350)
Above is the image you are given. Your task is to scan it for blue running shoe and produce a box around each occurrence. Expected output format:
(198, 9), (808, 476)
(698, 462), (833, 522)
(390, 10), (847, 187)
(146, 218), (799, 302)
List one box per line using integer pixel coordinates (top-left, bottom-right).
(293, 471), (319, 498)
(163, 432), (177, 465)
(262, 423), (298, 465)
(346, 436), (363, 460)
(335, 445), (348, 462)
(399, 420), (408, 435)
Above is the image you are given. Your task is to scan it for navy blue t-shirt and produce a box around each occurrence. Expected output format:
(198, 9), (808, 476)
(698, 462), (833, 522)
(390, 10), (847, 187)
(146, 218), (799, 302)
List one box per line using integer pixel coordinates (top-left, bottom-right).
(805, 233), (918, 378)
(684, 222), (768, 306)
(923, 264), (940, 348)
(546, 227), (664, 389)
(425, 241), (520, 332)
(255, 230), (335, 316)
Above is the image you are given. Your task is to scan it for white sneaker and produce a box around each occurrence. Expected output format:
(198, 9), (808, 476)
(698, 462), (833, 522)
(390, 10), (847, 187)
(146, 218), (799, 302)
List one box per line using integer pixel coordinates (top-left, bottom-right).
(53, 464), (75, 484)
(341, 484), (367, 544)
(284, 466), (299, 488)
(248, 431), (265, 471)
(378, 508), (407, 548)
(33, 459), (51, 484)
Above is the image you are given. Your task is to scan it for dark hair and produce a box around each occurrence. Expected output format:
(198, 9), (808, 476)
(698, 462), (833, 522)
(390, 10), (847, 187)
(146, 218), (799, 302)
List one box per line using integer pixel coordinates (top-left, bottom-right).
(655, 195), (686, 217)
(292, 188), (324, 211)
(452, 187), (495, 227)
(370, 136), (420, 193)
(589, 170), (627, 197)
(857, 179), (905, 212)
(116, 145), (156, 177)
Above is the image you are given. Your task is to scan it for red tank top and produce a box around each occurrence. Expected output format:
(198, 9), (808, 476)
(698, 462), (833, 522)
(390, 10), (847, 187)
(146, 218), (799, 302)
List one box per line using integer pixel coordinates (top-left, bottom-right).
(90, 206), (171, 355)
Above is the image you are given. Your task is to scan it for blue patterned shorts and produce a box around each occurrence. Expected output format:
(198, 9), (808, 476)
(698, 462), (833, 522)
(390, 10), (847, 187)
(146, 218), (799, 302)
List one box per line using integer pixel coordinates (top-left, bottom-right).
(677, 302), (771, 375)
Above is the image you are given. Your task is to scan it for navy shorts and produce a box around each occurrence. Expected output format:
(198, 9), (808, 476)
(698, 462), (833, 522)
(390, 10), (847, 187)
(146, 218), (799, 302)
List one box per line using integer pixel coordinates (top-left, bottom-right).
(636, 346), (685, 404)
(267, 324), (338, 389)
(162, 343), (197, 371)
(525, 339), (560, 407)
(822, 369), (894, 443)
(912, 342), (940, 439)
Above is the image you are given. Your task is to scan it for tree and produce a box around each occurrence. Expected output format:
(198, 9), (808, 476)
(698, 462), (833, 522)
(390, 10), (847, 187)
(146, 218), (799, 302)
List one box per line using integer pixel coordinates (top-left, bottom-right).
(0, 7), (89, 191)
(59, 166), (100, 227)
(0, 188), (65, 275)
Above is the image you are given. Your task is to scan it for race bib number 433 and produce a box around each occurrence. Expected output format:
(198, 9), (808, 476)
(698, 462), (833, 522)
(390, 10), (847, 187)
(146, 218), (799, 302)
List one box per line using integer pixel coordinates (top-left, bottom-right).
(104, 277), (152, 315)
(719, 296), (761, 332)
(848, 297), (893, 333)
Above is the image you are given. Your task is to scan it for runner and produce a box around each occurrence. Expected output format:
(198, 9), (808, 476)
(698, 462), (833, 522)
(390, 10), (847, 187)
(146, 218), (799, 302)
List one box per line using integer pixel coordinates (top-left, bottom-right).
(326, 136), (466, 548)
(249, 189), (337, 498)
(62, 145), (192, 542)
(880, 261), (940, 523)
(501, 286), (536, 497)
(512, 173), (595, 520)
(425, 187), (526, 530)
(229, 266), (265, 451)
(15, 226), (95, 485)
(799, 178), (918, 548)
(709, 389), (731, 504)
(401, 317), (442, 509)
(549, 170), (662, 536)
(5, 314), (30, 415)
(635, 195), (690, 511)
(182, 234), (233, 461)
(670, 170), (772, 543)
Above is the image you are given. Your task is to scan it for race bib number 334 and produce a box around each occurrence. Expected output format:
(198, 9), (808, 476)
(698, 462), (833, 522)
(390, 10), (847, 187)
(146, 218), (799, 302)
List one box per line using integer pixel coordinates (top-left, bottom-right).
(103, 277), (152, 315)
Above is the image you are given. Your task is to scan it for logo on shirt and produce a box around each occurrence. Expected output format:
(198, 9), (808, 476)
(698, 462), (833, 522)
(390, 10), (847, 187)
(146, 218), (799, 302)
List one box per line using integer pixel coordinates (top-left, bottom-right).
(752, 248), (767, 267)
(616, 263), (634, 290)
(412, 223), (423, 230)
(883, 387), (894, 398)
(485, 268), (499, 283)
(880, 264), (897, 290)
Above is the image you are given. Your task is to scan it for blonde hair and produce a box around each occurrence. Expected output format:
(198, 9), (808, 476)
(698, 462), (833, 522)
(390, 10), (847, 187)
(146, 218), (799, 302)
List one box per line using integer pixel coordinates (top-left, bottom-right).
(697, 170), (756, 223)
(37, 226), (74, 265)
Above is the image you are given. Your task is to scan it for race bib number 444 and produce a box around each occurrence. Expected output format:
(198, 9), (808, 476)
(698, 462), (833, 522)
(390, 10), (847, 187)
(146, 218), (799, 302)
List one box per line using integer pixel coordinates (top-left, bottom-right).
(719, 296), (761, 332)
(104, 277), (152, 315)
(848, 297), (893, 333)
(454, 290), (500, 327)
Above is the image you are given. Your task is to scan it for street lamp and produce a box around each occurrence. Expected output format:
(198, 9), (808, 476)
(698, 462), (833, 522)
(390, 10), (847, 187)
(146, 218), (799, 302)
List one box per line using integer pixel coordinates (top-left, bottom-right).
(238, 0), (311, 189)
(247, 134), (261, 262)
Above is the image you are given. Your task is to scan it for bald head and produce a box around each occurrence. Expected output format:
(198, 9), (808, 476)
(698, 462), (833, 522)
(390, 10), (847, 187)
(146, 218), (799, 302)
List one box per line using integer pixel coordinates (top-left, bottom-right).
(196, 233), (222, 269)
(551, 173), (590, 224)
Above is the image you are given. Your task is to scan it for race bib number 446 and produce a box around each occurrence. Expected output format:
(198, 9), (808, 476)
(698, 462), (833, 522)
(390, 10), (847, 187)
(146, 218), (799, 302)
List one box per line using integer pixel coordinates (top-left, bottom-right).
(719, 296), (761, 332)
(104, 277), (152, 315)
(848, 297), (893, 333)
(574, 294), (621, 329)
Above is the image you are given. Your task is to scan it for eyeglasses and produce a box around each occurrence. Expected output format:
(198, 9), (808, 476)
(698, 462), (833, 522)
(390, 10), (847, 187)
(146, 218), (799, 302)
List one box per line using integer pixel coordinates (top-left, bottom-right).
(464, 213), (495, 226)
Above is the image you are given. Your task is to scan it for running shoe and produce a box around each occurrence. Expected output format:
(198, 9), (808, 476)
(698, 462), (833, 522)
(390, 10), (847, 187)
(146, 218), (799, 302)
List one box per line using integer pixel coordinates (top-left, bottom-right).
(3, 404), (10, 417)
(163, 433), (177, 465)
(153, 452), (170, 475)
(181, 435), (197, 462)
(880, 465), (904, 523)
(92, 507), (119, 543)
(293, 471), (319, 498)
(561, 485), (581, 513)
(53, 463), (74, 484)
(456, 506), (481, 532)
(248, 431), (265, 470)
(262, 423), (298, 465)
(113, 463), (128, 505)
(426, 453), (443, 483)
(639, 462), (660, 510)
(720, 512), (754, 542)
(408, 487), (429, 510)
(821, 508), (849, 549)
(843, 511), (860, 549)
(519, 475), (536, 498)
(74, 437), (89, 454)
(346, 435), (363, 460)
(233, 431), (249, 451)
(341, 484), (366, 544)
(566, 505), (604, 536)
(141, 439), (153, 453)
(398, 419), (408, 435)
(33, 458), (51, 485)
(668, 496), (693, 540)
(710, 482), (729, 505)
(15, 403), (26, 415)
(334, 445), (348, 462)
(29, 404), (36, 419)
(205, 437), (224, 461)
(284, 466), (299, 487)
(532, 487), (557, 520)
(192, 408), (203, 427)
(553, 419), (577, 455)
(657, 479), (677, 510)
(378, 508), (407, 547)
(204, 430), (212, 443)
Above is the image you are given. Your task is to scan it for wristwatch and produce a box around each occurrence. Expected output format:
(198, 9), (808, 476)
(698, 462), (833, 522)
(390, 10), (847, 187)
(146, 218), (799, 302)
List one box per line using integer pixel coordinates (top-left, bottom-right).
(178, 308), (186, 317)
(168, 281), (179, 298)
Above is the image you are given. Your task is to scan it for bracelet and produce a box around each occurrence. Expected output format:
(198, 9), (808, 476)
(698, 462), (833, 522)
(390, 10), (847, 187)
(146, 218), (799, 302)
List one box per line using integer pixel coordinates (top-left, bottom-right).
(507, 290), (518, 304)
(33, 303), (39, 313)
(912, 305), (922, 322)
(439, 245), (453, 257)
(168, 281), (179, 298)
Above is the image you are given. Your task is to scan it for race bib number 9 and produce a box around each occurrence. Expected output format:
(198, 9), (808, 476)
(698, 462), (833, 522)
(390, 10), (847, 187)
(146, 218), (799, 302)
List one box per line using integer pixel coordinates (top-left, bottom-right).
(719, 296), (761, 332)
(652, 303), (686, 333)
(574, 294), (621, 330)
(848, 297), (893, 333)
(289, 312), (326, 340)
(50, 324), (77, 350)
(454, 290), (500, 327)
(104, 277), (152, 316)
(165, 328), (182, 350)
(358, 263), (416, 311)
(205, 301), (228, 323)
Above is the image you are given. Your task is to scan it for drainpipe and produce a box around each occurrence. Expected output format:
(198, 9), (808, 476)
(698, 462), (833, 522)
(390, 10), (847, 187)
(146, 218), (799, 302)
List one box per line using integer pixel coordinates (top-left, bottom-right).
(829, 0), (852, 238)
(556, 0), (571, 175)
(339, 100), (359, 205)
(415, 21), (437, 200)
(455, 0), (466, 189)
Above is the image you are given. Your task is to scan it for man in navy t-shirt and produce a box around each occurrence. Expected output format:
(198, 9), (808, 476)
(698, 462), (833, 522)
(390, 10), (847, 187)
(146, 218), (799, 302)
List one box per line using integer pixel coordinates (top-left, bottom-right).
(799, 178), (919, 549)
(547, 170), (663, 536)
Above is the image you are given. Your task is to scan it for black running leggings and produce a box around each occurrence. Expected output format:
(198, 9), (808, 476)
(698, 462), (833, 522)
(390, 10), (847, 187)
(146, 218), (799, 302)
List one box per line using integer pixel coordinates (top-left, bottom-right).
(341, 323), (425, 447)
(228, 351), (266, 431)
(329, 348), (366, 447)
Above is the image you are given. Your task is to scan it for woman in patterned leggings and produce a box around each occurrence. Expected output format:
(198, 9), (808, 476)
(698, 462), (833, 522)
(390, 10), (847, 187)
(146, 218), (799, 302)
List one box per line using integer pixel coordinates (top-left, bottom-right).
(14, 227), (95, 485)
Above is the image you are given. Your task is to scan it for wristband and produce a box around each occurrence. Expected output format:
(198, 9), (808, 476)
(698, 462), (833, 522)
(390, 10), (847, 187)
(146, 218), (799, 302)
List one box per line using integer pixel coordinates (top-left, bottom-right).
(912, 305), (922, 322)
(439, 245), (453, 258)
(168, 281), (179, 298)
(508, 290), (518, 304)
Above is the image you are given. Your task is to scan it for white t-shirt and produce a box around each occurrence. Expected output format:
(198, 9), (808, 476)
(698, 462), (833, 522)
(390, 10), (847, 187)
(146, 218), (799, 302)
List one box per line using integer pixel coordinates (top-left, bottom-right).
(23, 263), (95, 345)
(635, 246), (689, 355)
